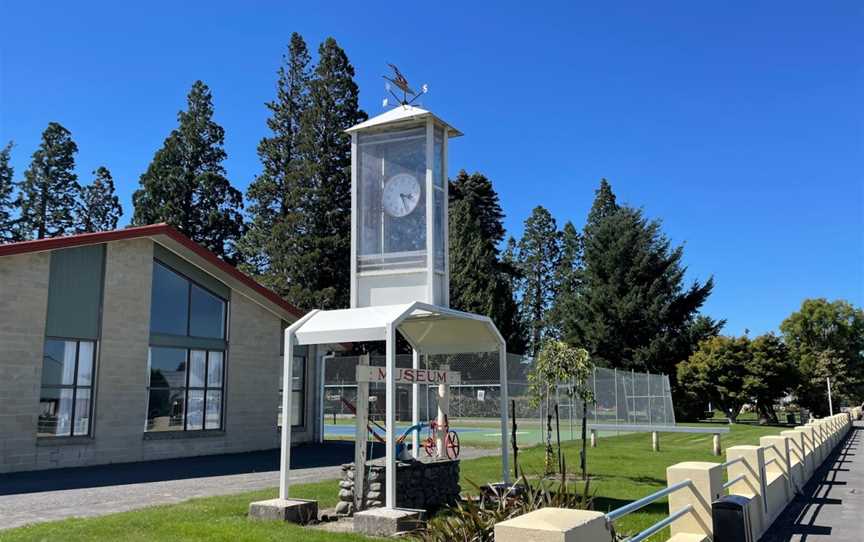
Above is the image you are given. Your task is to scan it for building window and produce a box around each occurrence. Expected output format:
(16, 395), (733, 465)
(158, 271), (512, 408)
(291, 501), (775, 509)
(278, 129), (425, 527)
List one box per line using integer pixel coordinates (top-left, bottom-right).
(146, 347), (224, 432)
(150, 261), (226, 339)
(39, 339), (95, 437)
(278, 355), (306, 428)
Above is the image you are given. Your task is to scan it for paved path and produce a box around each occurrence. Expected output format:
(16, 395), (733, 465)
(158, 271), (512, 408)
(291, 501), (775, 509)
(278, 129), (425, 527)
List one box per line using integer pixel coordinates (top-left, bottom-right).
(0, 441), (497, 531)
(761, 420), (863, 542)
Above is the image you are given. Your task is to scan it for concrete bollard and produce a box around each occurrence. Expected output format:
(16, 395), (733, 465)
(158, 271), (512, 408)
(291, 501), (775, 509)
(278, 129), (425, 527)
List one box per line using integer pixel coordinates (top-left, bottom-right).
(726, 445), (767, 540)
(590, 429), (597, 448)
(666, 461), (723, 540)
(713, 434), (722, 456)
(652, 431), (659, 452)
(781, 429), (808, 487)
(494, 508), (613, 542)
(794, 425), (817, 476)
(760, 436), (793, 524)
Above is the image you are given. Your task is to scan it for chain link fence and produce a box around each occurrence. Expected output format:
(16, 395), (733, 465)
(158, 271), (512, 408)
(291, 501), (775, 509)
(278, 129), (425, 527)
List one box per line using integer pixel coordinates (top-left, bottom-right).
(322, 353), (675, 448)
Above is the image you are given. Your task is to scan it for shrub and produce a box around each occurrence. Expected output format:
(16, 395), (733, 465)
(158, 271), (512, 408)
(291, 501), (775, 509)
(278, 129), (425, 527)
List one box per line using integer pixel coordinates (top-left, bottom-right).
(412, 468), (595, 542)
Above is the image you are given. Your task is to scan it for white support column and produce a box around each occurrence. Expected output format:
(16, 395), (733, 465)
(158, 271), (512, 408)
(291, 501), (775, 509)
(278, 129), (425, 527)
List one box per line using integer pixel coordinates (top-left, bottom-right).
(424, 118), (434, 304)
(385, 322), (397, 509)
(499, 344), (511, 483)
(437, 369), (449, 459)
(412, 348), (420, 459)
(279, 329), (295, 500)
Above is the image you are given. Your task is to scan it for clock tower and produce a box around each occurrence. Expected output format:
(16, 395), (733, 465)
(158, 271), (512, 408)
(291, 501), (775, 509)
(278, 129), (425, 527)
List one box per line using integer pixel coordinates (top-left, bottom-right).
(346, 105), (461, 308)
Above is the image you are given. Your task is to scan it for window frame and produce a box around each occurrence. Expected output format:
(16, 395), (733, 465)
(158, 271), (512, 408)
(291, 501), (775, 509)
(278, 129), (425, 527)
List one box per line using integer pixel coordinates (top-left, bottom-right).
(151, 260), (228, 341)
(145, 347), (226, 433)
(38, 337), (97, 438)
(278, 353), (306, 430)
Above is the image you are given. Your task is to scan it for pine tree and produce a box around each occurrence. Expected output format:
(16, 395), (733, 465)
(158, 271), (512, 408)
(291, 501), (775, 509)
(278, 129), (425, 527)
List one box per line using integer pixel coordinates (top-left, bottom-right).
(585, 178), (618, 232)
(16, 123), (80, 239)
(449, 196), (526, 354)
(551, 221), (582, 341)
(573, 179), (714, 375)
(449, 170), (506, 246)
(515, 206), (561, 357)
(240, 33), (311, 289)
(448, 171), (525, 352)
(77, 166), (123, 232)
(0, 142), (18, 242)
(287, 38), (366, 310)
(132, 81), (244, 263)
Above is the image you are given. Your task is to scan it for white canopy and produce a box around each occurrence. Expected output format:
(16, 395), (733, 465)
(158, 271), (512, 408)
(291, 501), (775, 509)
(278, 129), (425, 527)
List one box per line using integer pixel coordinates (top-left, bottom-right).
(280, 301), (510, 509)
(294, 302), (504, 355)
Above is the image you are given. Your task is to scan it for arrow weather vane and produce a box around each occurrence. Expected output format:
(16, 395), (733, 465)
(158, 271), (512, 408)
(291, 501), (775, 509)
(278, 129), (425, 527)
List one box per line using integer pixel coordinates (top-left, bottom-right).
(383, 64), (428, 108)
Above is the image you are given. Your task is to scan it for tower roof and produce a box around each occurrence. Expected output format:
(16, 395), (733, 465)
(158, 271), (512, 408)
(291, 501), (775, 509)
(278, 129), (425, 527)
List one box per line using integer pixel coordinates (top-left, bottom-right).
(345, 105), (462, 137)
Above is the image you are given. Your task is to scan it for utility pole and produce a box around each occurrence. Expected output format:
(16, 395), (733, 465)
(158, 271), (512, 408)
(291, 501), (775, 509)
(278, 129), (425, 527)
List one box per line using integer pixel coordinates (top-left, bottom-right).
(827, 377), (834, 416)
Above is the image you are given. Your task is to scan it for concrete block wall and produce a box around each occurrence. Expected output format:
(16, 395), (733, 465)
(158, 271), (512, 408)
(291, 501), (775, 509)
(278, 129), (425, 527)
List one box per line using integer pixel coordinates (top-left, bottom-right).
(0, 252), (51, 473)
(1, 239), (305, 473)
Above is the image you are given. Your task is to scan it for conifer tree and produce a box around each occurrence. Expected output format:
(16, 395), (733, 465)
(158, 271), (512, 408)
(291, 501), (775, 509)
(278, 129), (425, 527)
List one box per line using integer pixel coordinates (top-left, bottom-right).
(77, 166), (123, 232)
(17, 122), (80, 239)
(287, 38), (366, 309)
(0, 142), (18, 242)
(240, 33), (311, 289)
(515, 206), (561, 356)
(449, 170), (506, 245)
(551, 221), (582, 341)
(132, 81), (244, 263)
(448, 171), (525, 352)
(573, 179), (714, 375)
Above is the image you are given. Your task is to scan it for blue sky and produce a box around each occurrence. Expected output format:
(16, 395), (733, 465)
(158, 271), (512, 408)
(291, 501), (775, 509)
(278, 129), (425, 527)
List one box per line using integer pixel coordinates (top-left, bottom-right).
(1, 1), (861, 336)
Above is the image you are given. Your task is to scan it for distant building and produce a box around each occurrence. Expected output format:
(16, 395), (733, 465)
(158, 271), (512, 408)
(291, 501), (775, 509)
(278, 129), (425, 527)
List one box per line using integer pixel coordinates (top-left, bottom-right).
(0, 224), (324, 473)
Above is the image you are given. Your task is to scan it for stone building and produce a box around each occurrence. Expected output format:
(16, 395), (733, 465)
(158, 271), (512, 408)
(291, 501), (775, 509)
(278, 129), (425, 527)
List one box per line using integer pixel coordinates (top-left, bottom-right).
(0, 223), (323, 473)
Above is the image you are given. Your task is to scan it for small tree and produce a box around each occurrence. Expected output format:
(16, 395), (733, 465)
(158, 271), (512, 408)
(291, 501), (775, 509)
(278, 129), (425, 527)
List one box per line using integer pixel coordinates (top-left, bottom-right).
(528, 340), (594, 478)
(677, 336), (750, 421)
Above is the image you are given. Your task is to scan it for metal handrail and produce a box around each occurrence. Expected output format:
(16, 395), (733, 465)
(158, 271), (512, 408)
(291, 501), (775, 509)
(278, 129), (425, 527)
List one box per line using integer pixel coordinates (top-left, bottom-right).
(721, 456), (744, 469)
(625, 505), (694, 542)
(722, 473), (746, 490)
(606, 479), (693, 521)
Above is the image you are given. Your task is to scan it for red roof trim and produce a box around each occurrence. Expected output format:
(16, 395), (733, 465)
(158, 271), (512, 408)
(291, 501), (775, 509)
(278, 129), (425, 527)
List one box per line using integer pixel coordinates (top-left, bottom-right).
(0, 224), (304, 319)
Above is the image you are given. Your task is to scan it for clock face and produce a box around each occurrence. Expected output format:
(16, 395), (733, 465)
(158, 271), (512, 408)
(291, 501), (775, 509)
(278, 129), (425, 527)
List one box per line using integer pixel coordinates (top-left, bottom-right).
(383, 173), (421, 218)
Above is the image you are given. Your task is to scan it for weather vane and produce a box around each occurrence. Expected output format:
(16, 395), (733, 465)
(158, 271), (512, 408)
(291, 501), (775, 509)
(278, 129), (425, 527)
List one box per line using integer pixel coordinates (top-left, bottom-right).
(382, 64), (428, 108)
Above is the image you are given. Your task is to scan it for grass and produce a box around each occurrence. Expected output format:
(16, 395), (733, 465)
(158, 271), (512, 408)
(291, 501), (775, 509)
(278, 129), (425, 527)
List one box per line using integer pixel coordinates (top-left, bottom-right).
(0, 423), (783, 542)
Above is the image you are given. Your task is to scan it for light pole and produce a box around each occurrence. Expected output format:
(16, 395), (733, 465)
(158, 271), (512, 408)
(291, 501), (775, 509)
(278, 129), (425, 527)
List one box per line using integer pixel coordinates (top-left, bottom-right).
(827, 377), (834, 416)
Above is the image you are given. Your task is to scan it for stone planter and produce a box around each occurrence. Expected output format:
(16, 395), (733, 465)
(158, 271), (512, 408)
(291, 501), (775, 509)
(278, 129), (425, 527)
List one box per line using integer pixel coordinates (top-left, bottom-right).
(335, 458), (460, 516)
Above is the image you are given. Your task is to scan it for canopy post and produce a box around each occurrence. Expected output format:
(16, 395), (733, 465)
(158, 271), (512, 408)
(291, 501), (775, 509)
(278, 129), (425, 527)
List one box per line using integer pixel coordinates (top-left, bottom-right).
(385, 322), (397, 508)
(279, 329), (295, 500)
(412, 348), (420, 459)
(499, 343), (511, 483)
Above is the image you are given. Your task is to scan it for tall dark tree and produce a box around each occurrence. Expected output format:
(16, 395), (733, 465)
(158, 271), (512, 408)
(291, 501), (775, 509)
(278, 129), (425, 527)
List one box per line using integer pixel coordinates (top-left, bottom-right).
(449, 170), (506, 246)
(0, 142), (18, 242)
(132, 81), (244, 263)
(286, 38), (366, 309)
(551, 221), (582, 341)
(77, 166), (123, 232)
(514, 206), (561, 356)
(448, 173), (526, 353)
(240, 33), (311, 290)
(572, 180), (714, 376)
(17, 123), (80, 239)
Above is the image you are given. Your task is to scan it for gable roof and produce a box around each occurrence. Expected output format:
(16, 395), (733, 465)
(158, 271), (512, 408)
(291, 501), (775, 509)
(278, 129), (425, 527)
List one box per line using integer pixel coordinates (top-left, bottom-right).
(0, 224), (304, 320)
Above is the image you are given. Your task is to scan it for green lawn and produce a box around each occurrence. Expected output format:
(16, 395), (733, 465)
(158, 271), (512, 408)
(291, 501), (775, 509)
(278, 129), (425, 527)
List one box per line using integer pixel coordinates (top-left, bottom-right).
(1, 423), (782, 542)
